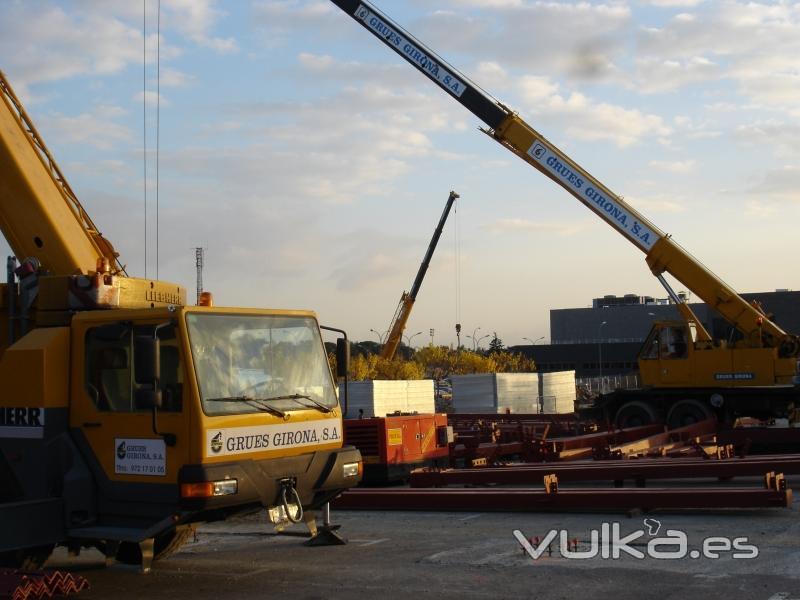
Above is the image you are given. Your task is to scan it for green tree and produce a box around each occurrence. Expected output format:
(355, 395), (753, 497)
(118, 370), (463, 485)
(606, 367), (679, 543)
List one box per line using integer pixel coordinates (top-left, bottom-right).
(488, 332), (504, 353)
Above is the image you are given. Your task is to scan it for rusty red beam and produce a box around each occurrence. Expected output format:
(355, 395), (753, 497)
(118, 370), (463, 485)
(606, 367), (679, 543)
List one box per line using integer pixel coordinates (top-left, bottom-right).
(333, 482), (791, 512)
(548, 423), (665, 451)
(449, 413), (577, 422)
(606, 419), (718, 458)
(411, 454), (800, 487)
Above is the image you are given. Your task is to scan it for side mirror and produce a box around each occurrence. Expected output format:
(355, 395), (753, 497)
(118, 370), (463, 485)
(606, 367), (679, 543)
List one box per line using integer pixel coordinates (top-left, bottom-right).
(134, 335), (162, 409)
(336, 338), (349, 378)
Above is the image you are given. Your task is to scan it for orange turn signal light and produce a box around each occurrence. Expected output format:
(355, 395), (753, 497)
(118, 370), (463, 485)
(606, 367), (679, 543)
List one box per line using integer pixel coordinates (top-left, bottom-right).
(181, 482), (215, 498)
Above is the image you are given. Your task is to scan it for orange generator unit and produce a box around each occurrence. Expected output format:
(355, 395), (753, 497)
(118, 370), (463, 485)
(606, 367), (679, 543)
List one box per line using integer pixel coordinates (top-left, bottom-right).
(344, 414), (453, 483)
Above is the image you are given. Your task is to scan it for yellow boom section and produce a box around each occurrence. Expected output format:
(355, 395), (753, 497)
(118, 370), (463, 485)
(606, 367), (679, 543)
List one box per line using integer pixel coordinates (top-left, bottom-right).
(494, 114), (794, 353)
(330, 0), (800, 358)
(0, 71), (123, 276)
(381, 293), (413, 360)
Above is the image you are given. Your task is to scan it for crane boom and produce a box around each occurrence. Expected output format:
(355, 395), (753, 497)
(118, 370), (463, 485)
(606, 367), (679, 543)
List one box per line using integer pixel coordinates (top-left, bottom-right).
(0, 71), (123, 276)
(329, 0), (799, 357)
(381, 191), (458, 360)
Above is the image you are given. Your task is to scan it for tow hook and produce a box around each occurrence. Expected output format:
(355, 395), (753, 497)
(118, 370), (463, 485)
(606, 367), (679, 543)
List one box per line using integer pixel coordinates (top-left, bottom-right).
(279, 478), (303, 524)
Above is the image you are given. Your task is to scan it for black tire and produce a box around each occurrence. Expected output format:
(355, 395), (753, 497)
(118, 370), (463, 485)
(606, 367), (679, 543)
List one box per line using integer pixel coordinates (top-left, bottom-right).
(0, 544), (54, 570)
(666, 399), (713, 429)
(615, 400), (659, 428)
(115, 525), (194, 565)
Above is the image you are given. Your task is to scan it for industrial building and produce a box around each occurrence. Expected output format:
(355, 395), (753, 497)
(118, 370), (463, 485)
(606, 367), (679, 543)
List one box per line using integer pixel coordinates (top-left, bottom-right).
(514, 290), (800, 378)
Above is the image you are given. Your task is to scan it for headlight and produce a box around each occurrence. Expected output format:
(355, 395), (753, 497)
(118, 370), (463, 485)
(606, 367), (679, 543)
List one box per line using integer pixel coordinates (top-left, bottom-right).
(343, 461), (361, 478)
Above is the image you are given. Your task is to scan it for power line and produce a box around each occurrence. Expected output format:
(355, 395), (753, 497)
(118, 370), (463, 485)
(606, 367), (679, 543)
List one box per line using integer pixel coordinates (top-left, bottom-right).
(156, 0), (161, 279)
(142, 0), (147, 279)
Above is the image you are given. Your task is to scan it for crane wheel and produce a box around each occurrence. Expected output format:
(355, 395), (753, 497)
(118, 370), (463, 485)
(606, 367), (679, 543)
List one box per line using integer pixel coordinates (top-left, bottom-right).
(614, 401), (659, 429)
(0, 544), (54, 570)
(115, 525), (194, 565)
(666, 399), (712, 429)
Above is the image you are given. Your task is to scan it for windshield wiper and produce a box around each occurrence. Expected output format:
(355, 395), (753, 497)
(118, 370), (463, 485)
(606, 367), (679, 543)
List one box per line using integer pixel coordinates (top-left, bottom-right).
(205, 396), (286, 418)
(260, 393), (334, 413)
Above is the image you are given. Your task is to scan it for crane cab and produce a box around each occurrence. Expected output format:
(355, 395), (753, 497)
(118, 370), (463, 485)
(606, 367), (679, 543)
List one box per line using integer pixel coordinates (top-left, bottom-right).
(1, 304), (361, 567)
(637, 321), (796, 389)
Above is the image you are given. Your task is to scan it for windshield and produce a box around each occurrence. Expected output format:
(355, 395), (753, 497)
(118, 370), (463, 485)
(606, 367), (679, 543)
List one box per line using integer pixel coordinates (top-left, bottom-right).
(186, 313), (338, 416)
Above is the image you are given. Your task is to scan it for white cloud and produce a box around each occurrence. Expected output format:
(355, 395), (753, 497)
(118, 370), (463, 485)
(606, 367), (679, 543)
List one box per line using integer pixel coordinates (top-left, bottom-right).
(159, 67), (194, 87)
(484, 218), (587, 236)
(133, 91), (170, 108)
(252, 0), (336, 37)
(636, 1), (800, 110)
(518, 75), (559, 101)
(0, 1), (232, 95)
(39, 109), (132, 150)
(648, 159), (696, 173)
(518, 81), (671, 147)
(748, 166), (800, 203)
(447, 0), (524, 7)
(634, 56), (720, 94)
(473, 62), (510, 89)
(412, 1), (631, 83)
(734, 121), (800, 157)
(744, 200), (778, 218)
(163, 0), (238, 52)
(643, 0), (706, 6)
(624, 194), (687, 213)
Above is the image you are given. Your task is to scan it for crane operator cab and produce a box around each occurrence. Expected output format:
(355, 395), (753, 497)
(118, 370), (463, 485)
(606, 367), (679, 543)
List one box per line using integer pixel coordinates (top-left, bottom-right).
(639, 322), (694, 387)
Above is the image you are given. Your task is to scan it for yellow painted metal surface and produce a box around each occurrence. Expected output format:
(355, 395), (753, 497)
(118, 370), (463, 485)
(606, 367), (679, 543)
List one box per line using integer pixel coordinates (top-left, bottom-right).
(639, 322), (786, 388)
(0, 72), (119, 275)
(37, 275), (186, 311)
(0, 327), (69, 408)
(68, 309), (189, 483)
(381, 294), (413, 360)
(67, 306), (343, 482)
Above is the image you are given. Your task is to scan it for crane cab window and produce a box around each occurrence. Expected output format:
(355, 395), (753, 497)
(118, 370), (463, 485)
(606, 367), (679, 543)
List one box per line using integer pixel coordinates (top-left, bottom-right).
(640, 329), (660, 360)
(640, 326), (689, 360)
(84, 323), (183, 412)
(661, 326), (688, 359)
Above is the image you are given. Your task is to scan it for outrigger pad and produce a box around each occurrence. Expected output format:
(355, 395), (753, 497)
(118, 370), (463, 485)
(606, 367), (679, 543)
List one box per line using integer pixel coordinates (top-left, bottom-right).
(304, 524), (347, 547)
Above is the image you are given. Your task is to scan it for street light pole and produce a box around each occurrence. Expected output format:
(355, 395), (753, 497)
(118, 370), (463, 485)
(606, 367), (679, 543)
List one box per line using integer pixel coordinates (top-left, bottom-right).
(476, 333), (490, 350)
(598, 321), (607, 390)
(471, 327), (481, 351)
(403, 331), (423, 347)
(523, 336), (545, 345)
(369, 328), (386, 345)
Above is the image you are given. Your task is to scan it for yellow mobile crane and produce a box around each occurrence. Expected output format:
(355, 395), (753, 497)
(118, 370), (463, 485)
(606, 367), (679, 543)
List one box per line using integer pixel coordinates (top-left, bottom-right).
(0, 71), (361, 570)
(381, 191), (458, 360)
(328, 0), (800, 428)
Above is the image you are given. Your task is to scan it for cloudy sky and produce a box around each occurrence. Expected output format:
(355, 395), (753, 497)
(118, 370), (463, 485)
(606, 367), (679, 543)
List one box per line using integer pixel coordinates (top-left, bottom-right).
(1, 0), (798, 348)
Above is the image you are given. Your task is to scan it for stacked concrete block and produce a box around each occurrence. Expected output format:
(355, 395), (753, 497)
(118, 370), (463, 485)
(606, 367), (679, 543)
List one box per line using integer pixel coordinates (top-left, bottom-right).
(340, 379), (435, 418)
(540, 370), (577, 414)
(450, 373), (540, 414)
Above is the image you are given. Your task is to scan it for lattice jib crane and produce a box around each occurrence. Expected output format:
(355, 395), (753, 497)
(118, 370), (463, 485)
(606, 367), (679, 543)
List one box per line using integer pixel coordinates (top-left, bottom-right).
(381, 191), (458, 360)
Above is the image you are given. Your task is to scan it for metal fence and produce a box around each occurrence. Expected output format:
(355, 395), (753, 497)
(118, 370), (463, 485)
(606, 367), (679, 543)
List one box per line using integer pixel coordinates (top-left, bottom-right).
(577, 374), (641, 395)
